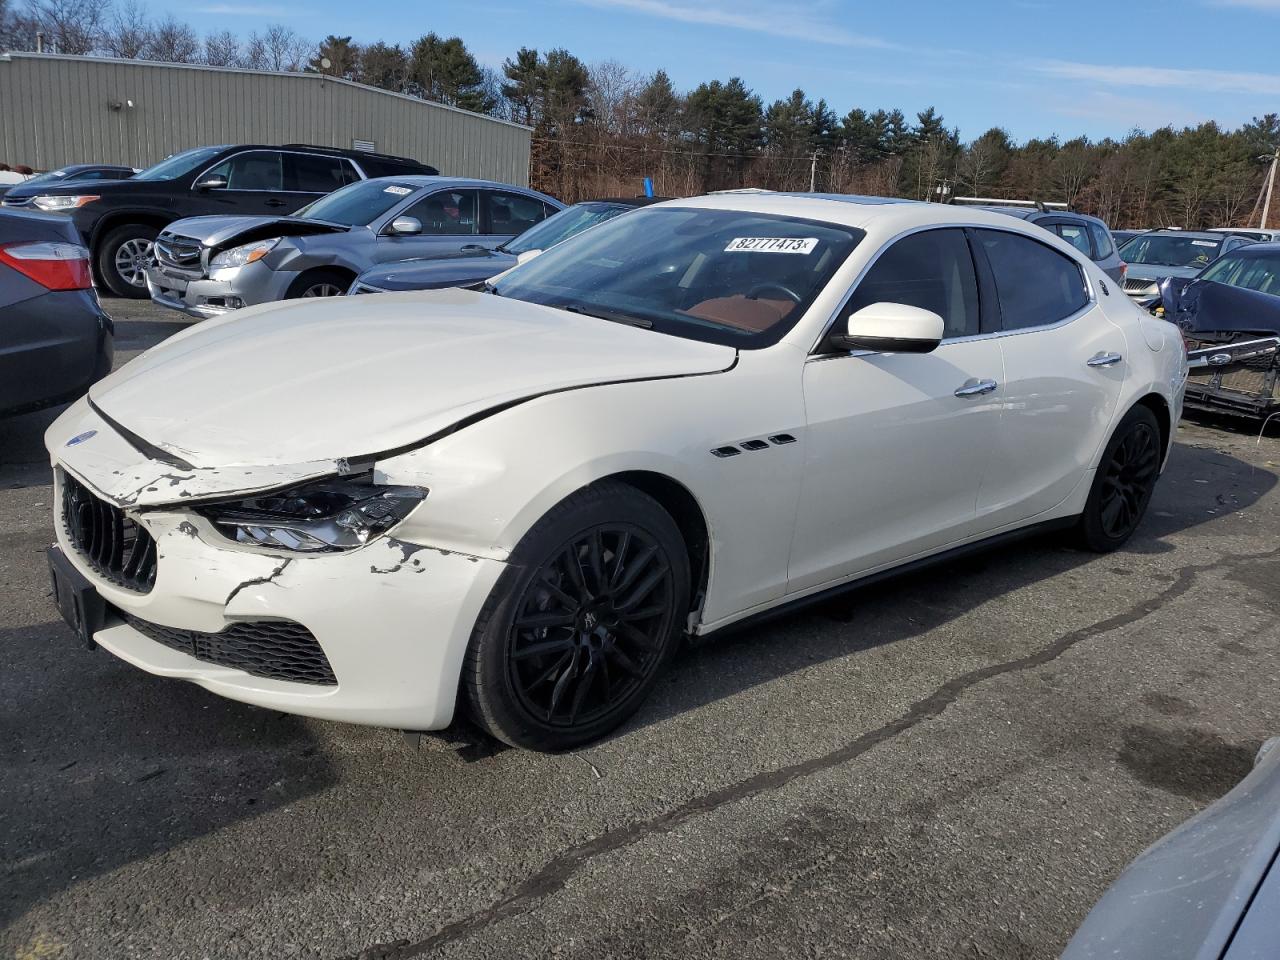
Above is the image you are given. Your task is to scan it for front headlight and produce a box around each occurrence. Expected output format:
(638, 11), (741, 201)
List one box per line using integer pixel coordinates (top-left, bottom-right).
(210, 237), (280, 269)
(32, 194), (99, 212)
(197, 476), (427, 552)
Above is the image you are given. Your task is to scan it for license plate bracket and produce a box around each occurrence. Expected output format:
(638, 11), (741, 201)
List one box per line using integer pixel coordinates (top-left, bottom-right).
(47, 546), (105, 650)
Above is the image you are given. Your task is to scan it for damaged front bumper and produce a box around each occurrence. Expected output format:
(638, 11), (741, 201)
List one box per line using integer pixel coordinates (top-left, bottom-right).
(45, 399), (504, 730)
(146, 260), (294, 321)
(1184, 336), (1280, 419)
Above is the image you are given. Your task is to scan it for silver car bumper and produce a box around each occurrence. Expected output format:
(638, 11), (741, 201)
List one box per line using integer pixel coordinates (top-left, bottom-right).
(146, 261), (295, 320)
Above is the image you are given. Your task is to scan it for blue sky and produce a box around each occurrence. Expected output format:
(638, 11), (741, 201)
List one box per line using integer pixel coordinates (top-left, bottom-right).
(181, 0), (1280, 143)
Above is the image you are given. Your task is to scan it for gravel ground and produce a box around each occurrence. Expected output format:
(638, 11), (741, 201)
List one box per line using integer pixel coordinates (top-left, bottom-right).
(2, 297), (1279, 960)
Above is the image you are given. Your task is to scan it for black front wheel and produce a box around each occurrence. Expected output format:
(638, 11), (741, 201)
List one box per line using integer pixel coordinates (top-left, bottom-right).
(97, 224), (158, 299)
(1076, 405), (1162, 552)
(463, 481), (690, 751)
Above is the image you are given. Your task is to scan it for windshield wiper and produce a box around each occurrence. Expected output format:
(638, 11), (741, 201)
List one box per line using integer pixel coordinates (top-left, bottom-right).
(560, 303), (653, 329)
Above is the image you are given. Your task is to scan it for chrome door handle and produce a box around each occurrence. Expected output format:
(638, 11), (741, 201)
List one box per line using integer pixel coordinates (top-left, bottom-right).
(1087, 352), (1123, 367)
(954, 378), (998, 398)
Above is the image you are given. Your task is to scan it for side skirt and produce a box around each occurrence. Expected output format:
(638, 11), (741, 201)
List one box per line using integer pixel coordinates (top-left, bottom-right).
(699, 516), (1077, 642)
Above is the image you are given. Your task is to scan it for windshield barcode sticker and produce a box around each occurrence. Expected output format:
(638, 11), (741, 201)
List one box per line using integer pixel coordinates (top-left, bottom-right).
(725, 237), (819, 254)
(384, 185), (412, 195)
(1191, 240), (1217, 247)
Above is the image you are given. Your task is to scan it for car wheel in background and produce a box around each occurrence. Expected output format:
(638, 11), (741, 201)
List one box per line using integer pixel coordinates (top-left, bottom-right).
(463, 481), (690, 751)
(1076, 404), (1162, 552)
(286, 270), (351, 299)
(97, 224), (158, 299)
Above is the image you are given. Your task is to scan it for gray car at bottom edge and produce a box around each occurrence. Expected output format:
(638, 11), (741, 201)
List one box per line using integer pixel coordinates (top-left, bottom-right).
(1062, 737), (1280, 960)
(145, 176), (562, 319)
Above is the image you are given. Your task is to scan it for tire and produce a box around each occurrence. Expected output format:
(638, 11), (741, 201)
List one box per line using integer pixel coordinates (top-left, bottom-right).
(97, 224), (158, 299)
(285, 269), (351, 299)
(462, 480), (691, 752)
(1075, 404), (1162, 552)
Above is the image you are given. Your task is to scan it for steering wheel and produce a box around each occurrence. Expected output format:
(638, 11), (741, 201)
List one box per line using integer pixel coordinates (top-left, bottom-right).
(747, 282), (802, 304)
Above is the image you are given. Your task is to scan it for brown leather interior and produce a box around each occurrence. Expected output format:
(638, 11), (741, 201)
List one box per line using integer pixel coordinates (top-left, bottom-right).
(682, 295), (794, 333)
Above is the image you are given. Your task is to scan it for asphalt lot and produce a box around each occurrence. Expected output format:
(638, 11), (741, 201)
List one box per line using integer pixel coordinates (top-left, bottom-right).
(3, 297), (1280, 960)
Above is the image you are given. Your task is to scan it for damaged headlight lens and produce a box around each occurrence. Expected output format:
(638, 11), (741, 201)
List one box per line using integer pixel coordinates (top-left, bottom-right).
(210, 237), (280, 270)
(198, 477), (427, 553)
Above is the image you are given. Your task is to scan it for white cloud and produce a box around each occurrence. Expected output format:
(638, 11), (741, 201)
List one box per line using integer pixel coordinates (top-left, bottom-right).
(1034, 59), (1280, 96)
(573, 0), (895, 49)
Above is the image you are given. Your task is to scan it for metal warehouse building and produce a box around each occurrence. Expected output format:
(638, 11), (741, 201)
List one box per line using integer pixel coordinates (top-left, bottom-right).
(0, 52), (531, 185)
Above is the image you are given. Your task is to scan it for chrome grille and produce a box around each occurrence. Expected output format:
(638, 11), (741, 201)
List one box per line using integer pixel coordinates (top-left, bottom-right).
(121, 612), (337, 685)
(61, 471), (158, 594)
(154, 234), (204, 271)
(1185, 336), (1278, 399)
(1124, 278), (1157, 294)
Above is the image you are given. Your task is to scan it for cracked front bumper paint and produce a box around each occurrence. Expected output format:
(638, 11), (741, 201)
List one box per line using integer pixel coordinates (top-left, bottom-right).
(49, 465), (505, 730)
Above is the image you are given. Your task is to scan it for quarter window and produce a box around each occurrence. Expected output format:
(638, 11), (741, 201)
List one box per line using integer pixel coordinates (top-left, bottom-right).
(1088, 223), (1114, 259)
(486, 191), (549, 235)
(404, 190), (479, 235)
(204, 151), (284, 191)
(287, 154), (359, 193)
(844, 228), (980, 339)
(975, 229), (1090, 330)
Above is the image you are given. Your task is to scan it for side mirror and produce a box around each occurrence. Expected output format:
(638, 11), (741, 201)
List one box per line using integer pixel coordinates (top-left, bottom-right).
(515, 248), (543, 265)
(387, 216), (422, 236)
(828, 302), (944, 354)
(194, 175), (228, 191)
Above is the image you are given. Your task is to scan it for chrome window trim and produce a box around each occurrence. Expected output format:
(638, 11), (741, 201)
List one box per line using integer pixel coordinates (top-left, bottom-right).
(808, 221), (1098, 358)
(192, 149), (365, 195)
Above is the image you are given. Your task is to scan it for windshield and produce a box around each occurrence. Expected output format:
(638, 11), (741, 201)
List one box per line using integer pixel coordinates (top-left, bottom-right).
(134, 146), (225, 182)
(504, 202), (630, 255)
(1199, 251), (1280, 295)
(293, 179), (417, 226)
(1119, 234), (1222, 268)
(491, 206), (864, 348)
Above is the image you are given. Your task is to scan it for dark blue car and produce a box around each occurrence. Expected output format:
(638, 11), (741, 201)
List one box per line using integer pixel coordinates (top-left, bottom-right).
(348, 196), (665, 294)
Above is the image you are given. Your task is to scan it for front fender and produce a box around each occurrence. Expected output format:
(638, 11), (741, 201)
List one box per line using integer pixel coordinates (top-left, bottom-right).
(374, 349), (807, 623)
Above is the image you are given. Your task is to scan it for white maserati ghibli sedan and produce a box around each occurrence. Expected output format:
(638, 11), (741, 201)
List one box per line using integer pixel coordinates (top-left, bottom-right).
(45, 193), (1187, 751)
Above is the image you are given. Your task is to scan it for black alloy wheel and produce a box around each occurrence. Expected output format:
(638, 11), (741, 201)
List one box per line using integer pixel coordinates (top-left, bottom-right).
(463, 481), (690, 751)
(1077, 404), (1162, 551)
(509, 525), (674, 728)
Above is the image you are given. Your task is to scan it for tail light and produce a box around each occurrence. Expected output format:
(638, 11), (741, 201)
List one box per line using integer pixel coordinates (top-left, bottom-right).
(0, 240), (92, 291)
(1119, 261), (1127, 280)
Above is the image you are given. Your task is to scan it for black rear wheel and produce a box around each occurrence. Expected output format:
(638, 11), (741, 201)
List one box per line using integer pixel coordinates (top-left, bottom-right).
(463, 481), (689, 751)
(1076, 405), (1162, 552)
(286, 269), (351, 299)
(97, 224), (158, 299)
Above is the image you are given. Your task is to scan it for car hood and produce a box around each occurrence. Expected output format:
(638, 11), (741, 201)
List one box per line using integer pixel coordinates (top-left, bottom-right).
(1169, 279), (1280, 336)
(359, 251), (516, 291)
(1127, 264), (1204, 283)
(79, 289), (734, 503)
(4, 176), (144, 201)
(163, 215), (349, 248)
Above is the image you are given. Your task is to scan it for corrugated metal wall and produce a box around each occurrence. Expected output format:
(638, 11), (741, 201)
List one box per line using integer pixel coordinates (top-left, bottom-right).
(0, 53), (531, 185)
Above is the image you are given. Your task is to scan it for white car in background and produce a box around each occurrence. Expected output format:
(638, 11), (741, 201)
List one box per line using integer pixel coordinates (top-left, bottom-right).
(45, 194), (1187, 751)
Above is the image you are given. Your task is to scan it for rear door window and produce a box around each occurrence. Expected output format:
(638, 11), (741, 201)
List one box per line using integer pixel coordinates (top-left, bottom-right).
(844, 228), (980, 339)
(486, 191), (550, 235)
(287, 154), (359, 193)
(1053, 222), (1094, 257)
(974, 229), (1090, 330)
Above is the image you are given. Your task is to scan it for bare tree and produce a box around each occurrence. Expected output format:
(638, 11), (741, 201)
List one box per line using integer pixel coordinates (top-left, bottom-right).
(586, 60), (640, 137)
(148, 14), (196, 62)
(249, 23), (311, 71)
(25, 0), (109, 54)
(202, 29), (239, 67)
(100, 0), (151, 58)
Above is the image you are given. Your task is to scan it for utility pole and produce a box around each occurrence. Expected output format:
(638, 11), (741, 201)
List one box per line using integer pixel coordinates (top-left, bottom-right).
(1261, 146), (1279, 231)
(809, 150), (818, 192)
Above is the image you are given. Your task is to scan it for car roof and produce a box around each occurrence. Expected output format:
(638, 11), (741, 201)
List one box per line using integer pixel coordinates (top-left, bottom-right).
(1223, 240), (1280, 256)
(583, 196), (672, 207)
(657, 191), (1071, 235)
(357, 175), (558, 197)
(1130, 229), (1228, 241)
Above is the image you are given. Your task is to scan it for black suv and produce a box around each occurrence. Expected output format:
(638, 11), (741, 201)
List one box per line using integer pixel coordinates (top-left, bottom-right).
(2, 144), (438, 297)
